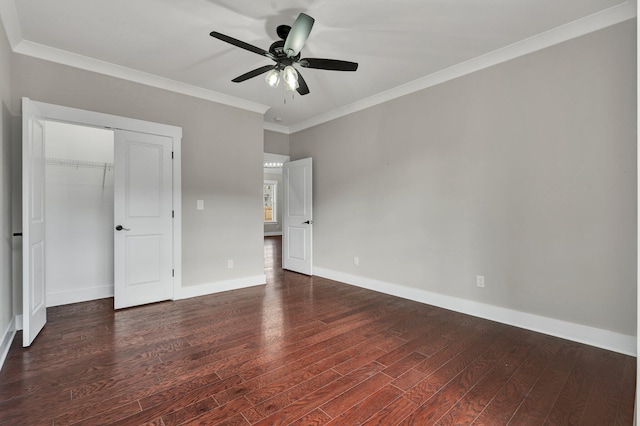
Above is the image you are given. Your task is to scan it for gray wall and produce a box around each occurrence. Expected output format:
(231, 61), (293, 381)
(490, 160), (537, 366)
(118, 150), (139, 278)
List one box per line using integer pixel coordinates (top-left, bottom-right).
(264, 130), (290, 156)
(0, 18), (12, 342)
(10, 53), (266, 293)
(290, 20), (637, 336)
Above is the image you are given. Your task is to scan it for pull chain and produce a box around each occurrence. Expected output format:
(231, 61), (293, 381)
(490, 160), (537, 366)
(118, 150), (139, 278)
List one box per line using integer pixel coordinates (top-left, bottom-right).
(283, 89), (295, 104)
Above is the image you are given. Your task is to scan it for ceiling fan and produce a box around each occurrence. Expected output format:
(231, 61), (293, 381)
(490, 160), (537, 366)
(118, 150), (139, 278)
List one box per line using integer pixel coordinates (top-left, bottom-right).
(210, 13), (358, 96)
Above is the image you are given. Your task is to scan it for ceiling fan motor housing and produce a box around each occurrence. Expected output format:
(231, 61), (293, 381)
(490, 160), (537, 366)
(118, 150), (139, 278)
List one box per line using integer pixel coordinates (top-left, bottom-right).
(269, 40), (300, 62)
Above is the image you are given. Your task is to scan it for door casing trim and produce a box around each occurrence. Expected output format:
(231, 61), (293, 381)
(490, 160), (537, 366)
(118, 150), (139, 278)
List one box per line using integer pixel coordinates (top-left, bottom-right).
(23, 98), (182, 303)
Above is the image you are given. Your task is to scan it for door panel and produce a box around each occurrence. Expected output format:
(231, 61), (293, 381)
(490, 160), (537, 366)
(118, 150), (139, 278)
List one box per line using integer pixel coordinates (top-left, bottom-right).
(22, 98), (47, 346)
(114, 130), (173, 309)
(287, 166), (307, 215)
(128, 143), (163, 217)
(127, 235), (162, 284)
(287, 227), (306, 261)
(283, 158), (313, 275)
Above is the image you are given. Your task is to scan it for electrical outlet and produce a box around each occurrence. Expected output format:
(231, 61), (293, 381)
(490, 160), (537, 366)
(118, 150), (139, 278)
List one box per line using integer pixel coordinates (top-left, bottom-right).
(477, 275), (485, 288)
(354, 256), (359, 266)
(227, 259), (233, 269)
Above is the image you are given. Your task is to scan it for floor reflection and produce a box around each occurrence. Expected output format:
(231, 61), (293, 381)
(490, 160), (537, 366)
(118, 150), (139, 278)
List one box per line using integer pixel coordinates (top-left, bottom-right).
(263, 235), (283, 283)
(262, 236), (284, 354)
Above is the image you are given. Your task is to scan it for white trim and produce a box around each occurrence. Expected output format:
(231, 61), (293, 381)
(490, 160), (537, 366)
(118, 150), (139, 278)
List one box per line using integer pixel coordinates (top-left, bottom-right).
(288, 1), (637, 134)
(13, 40), (270, 116)
(2, 1), (634, 131)
(174, 275), (266, 300)
(314, 267), (637, 357)
(264, 122), (291, 134)
(35, 100), (182, 138)
(173, 136), (182, 299)
(264, 232), (282, 236)
(0, 317), (17, 371)
(46, 286), (114, 308)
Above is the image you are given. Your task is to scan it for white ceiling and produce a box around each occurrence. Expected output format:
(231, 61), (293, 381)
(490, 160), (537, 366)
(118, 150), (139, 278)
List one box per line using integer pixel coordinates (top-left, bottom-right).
(1, 0), (635, 132)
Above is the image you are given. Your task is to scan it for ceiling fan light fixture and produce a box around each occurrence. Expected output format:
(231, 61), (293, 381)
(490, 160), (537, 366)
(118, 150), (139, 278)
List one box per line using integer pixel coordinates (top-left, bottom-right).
(265, 69), (281, 87)
(285, 79), (299, 91)
(282, 65), (298, 91)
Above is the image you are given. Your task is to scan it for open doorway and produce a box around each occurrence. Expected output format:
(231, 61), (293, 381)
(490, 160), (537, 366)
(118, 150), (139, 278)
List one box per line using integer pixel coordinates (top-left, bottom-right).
(263, 153), (289, 237)
(44, 121), (115, 306)
(263, 153), (288, 278)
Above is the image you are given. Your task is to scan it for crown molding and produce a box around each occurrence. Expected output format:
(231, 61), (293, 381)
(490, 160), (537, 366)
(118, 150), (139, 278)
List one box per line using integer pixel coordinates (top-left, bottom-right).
(0, 2), (271, 114)
(288, 0), (637, 134)
(13, 40), (270, 114)
(2, 0), (635, 131)
(0, 0), (22, 48)
(263, 122), (291, 134)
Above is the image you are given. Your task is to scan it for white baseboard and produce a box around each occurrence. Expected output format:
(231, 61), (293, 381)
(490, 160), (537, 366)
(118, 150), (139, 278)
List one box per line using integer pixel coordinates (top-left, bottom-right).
(0, 317), (17, 371)
(314, 267), (637, 356)
(46, 285), (114, 308)
(264, 232), (282, 236)
(175, 275), (266, 300)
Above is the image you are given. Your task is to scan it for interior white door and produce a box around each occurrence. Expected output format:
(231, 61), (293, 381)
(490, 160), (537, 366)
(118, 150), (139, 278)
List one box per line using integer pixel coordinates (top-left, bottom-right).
(283, 157), (313, 275)
(114, 130), (173, 309)
(22, 98), (47, 347)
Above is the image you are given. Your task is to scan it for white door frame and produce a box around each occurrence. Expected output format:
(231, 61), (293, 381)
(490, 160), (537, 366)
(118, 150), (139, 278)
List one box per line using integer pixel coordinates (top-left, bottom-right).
(20, 99), (182, 313)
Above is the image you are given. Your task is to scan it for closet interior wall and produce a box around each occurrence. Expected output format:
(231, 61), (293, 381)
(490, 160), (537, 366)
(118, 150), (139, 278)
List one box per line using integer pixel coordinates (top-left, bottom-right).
(44, 121), (115, 306)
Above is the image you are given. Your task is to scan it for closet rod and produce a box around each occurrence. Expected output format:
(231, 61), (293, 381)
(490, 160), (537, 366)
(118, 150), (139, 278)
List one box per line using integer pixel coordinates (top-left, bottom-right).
(46, 157), (113, 189)
(45, 157), (113, 170)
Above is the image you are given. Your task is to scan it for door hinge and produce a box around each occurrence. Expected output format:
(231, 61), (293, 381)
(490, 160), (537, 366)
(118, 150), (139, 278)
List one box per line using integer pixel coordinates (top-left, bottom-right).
(172, 269), (174, 277)
(172, 210), (174, 218)
(171, 151), (174, 159)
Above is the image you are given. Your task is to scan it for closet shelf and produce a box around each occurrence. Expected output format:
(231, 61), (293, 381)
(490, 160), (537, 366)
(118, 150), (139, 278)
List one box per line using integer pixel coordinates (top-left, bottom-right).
(46, 157), (113, 170)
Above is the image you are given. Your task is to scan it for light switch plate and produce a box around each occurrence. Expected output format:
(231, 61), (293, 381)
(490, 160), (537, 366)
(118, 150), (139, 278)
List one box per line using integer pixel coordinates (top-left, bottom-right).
(196, 200), (204, 210)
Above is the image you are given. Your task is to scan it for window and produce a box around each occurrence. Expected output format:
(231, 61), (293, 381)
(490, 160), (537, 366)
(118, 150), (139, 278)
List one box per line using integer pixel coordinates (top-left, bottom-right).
(264, 181), (277, 223)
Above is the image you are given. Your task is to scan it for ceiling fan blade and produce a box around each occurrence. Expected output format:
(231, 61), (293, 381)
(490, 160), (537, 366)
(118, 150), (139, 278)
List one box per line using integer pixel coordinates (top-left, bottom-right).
(210, 31), (274, 59)
(295, 69), (310, 95)
(231, 65), (276, 83)
(299, 58), (358, 71)
(283, 13), (315, 58)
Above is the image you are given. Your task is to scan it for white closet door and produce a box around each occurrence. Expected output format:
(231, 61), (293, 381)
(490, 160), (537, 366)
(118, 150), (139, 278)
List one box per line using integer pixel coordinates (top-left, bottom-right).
(22, 98), (47, 347)
(113, 130), (173, 309)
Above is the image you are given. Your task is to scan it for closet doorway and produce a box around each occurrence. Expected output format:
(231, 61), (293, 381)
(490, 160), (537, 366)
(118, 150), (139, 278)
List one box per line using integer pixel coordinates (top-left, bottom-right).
(21, 98), (182, 346)
(45, 121), (115, 306)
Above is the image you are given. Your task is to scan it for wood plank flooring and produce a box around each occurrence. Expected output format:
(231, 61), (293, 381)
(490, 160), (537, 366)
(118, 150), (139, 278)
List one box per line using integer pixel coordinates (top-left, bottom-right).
(0, 236), (635, 425)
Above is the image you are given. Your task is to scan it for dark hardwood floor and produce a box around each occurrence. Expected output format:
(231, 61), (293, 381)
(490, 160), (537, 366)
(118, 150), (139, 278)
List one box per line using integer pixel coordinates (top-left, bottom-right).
(0, 236), (635, 425)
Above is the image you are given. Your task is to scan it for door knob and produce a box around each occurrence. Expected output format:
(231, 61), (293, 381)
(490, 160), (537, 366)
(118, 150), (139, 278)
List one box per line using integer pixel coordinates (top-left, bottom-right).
(115, 225), (131, 231)
(303, 220), (313, 225)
